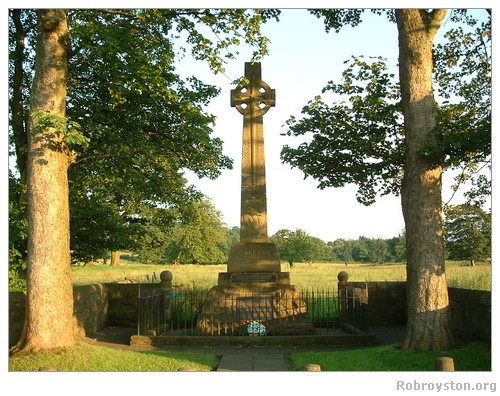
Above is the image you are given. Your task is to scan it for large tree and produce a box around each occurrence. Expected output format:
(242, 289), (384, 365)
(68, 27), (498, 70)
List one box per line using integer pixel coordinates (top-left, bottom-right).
(444, 204), (491, 266)
(161, 196), (230, 264)
(396, 9), (453, 351)
(282, 9), (490, 350)
(66, 8), (221, 264)
(66, 9), (279, 263)
(9, 8), (280, 351)
(22, 9), (77, 351)
(270, 229), (331, 263)
(9, 9), (281, 266)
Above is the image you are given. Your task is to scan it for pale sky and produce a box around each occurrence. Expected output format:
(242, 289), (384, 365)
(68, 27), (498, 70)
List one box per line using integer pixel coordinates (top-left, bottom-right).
(181, 8), (475, 242)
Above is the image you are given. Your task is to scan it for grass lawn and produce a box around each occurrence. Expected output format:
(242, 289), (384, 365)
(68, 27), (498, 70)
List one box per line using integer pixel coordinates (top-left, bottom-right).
(9, 342), (219, 372)
(287, 341), (491, 371)
(9, 340), (490, 372)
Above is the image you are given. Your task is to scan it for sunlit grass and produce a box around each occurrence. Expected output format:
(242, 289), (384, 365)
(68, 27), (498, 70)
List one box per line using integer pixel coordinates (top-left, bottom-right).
(9, 340), (490, 372)
(287, 341), (491, 371)
(71, 259), (491, 291)
(445, 261), (492, 291)
(9, 342), (218, 372)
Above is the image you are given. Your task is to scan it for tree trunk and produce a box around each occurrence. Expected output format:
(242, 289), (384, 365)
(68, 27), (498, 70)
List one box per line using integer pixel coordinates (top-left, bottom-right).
(110, 251), (121, 266)
(22, 10), (77, 351)
(396, 9), (455, 351)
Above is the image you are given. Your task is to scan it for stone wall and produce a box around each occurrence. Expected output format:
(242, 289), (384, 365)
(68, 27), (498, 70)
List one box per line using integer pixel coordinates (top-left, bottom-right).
(8, 283), (166, 346)
(9, 292), (26, 346)
(347, 281), (407, 327)
(9, 280), (491, 345)
(73, 284), (109, 336)
(105, 283), (165, 327)
(9, 284), (110, 346)
(345, 281), (490, 342)
(448, 287), (491, 342)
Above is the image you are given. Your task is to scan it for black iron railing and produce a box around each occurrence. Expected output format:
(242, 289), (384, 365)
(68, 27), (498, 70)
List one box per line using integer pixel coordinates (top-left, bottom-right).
(137, 285), (169, 336)
(138, 286), (368, 336)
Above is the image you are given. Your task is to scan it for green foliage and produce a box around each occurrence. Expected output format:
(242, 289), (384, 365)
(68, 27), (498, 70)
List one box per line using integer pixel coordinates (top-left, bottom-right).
(309, 9), (391, 33)
(64, 120), (89, 150)
(433, 10), (491, 207)
(69, 194), (142, 263)
(8, 172), (27, 291)
(282, 10), (491, 206)
(31, 110), (67, 136)
(433, 11), (491, 166)
(224, 226), (241, 253)
(270, 229), (406, 264)
(63, 9), (282, 260)
(271, 229), (332, 262)
(331, 234), (406, 263)
(281, 56), (404, 205)
(63, 10), (225, 258)
(133, 196), (233, 265)
(444, 204), (491, 264)
(30, 110), (90, 158)
(386, 232), (407, 262)
(9, 248), (27, 292)
(328, 239), (353, 264)
(9, 9), (279, 264)
(159, 197), (230, 264)
(172, 9), (280, 74)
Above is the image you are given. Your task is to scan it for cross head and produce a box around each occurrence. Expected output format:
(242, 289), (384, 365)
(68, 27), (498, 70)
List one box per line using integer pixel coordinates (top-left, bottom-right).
(231, 62), (275, 116)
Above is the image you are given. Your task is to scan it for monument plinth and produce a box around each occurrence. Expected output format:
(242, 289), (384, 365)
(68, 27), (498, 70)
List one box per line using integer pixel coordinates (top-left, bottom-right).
(197, 62), (312, 335)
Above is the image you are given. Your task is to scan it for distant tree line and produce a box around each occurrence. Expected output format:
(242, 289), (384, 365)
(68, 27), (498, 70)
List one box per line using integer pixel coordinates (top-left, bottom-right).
(270, 229), (406, 264)
(9, 179), (490, 282)
(129, 226), (410, 265)
(130, 203), (490, 266)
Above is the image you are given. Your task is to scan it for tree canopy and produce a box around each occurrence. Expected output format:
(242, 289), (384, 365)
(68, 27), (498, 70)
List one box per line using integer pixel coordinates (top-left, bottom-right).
(444, 204), (491, 266)
(281, 55), (403, 205)
(9, 9), (281, 265)
(270, 229), (332, 262)
(281, 9), (491, 206)
(141, 196), (231, 264)
(269, 229), (407, 264)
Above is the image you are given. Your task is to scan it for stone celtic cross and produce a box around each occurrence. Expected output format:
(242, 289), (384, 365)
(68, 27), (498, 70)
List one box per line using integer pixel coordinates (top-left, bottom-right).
(231, 62), (275, 243)
(197, 62), (291, 332)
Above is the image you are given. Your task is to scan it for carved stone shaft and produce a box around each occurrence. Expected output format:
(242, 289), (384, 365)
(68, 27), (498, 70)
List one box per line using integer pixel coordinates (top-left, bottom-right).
(231, 62), (275, 243)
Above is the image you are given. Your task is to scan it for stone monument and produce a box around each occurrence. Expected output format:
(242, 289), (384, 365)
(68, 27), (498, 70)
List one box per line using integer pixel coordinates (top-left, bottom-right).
(219, 61), (288, 285)
(196, 62), (313, 336)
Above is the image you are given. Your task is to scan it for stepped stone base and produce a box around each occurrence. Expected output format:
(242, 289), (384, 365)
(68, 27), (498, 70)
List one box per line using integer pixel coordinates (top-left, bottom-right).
(196, 283), (315, 336)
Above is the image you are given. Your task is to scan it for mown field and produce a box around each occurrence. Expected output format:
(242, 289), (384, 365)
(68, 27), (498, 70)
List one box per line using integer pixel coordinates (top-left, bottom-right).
(71, 260), (492, 291)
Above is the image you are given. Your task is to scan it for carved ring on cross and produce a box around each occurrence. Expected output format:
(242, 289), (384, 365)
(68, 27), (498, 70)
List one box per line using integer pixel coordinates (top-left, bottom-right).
(231, 80), (276, 116)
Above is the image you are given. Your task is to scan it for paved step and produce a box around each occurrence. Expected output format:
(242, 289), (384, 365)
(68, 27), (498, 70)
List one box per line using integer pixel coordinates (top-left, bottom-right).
(253, 353), (288, 371)
(217, 352), (288, 371)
